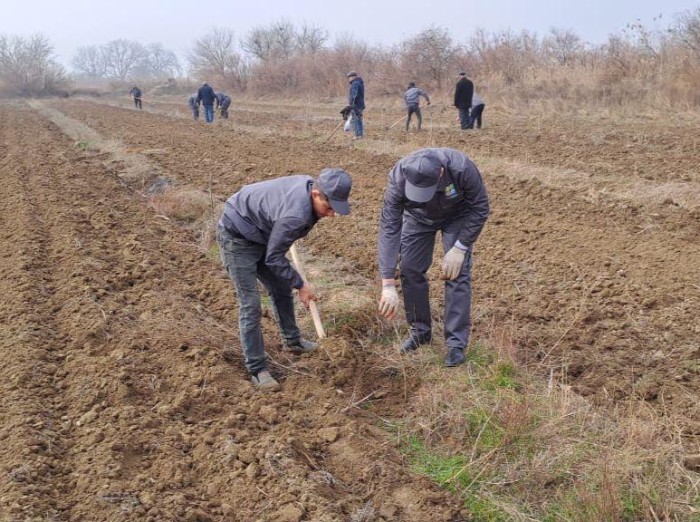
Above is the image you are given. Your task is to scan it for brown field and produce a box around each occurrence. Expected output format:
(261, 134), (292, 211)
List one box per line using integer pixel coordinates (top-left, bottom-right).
(0, 96), (698, 521)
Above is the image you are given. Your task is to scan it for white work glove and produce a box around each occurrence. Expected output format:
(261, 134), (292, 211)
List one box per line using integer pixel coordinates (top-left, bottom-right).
(441, 246), (466, 280)
(378, 285), (399, 319)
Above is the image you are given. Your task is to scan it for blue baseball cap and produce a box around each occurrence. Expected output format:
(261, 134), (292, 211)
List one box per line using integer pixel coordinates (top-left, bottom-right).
(401, 150), (443, 203)
(318, 168), (352, 215)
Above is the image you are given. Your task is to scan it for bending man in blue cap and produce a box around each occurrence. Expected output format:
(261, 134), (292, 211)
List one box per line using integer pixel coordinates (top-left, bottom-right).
(218, 169), (352, 390)
(377, 148), (489, 367)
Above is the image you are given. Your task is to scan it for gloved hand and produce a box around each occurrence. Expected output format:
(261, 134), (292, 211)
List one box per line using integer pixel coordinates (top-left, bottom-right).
(427, 101), (431, 105)
(378, 284), (399, 319)
(441, 246), (466, 280)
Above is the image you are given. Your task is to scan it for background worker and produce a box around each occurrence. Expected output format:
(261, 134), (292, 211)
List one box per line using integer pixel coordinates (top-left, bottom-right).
(188, 92), (200, 120)
(129, 86), (142, 110)
(197, 82), (217, 123)
(217, 169), (353, 390)
(404, 81), (431, 131)
(346, 71), (365, 139)
(468, 92), (485, 129)
(215, 91), (232, 119)
(453, 72), (474, 130)
(377, 148), (489, 367)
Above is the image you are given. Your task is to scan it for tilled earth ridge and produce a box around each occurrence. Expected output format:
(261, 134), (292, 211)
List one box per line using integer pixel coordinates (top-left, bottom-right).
(0, 103), (469, 521)
(99, 95), (700, 186)
(48, 99), (700, 432)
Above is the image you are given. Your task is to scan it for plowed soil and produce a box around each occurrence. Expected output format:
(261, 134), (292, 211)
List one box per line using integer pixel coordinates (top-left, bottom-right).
(1, 97), (698, 521)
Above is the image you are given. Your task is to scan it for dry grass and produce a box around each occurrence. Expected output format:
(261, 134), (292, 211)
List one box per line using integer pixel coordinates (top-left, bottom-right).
(387, 323), (698, 521)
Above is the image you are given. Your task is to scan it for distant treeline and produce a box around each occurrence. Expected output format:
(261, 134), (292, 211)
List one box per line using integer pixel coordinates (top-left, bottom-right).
(2, 8), (699, 106)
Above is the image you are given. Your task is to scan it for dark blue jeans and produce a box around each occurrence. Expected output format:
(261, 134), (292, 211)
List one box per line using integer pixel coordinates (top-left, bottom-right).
(469, 104), (485, 129)
(399, 214), (473, 350)
(406, 105), (422, 130)
(217, 227), (301, 374)
(352, 109), (363, 137)
(204, 104), (215, 123)
(458, 107), (470, 130)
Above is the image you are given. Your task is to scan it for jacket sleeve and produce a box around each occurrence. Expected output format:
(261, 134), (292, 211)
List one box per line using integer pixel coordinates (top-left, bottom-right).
(378, 167), (405, 279)
(421, 89), (430, 103)
(456, 163), (489, 247)
(348, 82), (358, 108)
(265, 217), (307, 289)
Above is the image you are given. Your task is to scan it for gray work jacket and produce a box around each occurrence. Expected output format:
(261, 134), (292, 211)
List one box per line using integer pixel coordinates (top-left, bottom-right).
(219, 175), (319, 289)
(378, 148), (490, 279)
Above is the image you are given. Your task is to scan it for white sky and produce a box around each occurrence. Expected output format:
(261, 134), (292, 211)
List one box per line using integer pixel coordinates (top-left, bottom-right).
(1, 0), (697, 66)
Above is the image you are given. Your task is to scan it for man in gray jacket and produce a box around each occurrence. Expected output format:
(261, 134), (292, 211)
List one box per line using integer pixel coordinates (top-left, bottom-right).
(377, 148), (489, 367)
(404, 82), (430, 131)
(217, 169), (352, 390)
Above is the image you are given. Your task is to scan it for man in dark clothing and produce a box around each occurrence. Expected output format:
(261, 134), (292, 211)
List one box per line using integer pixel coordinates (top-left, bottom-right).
(404, 81), (430, 131)
(129, 86), (142, 110)
(453, 72), (474, 130)
(188, 93), (200, 120)
(215, 91), (232, 119)
(217, 169), (353, 390)
(197, 82), (217, 123)
(377, 148), (489, 367)
(346, 71), (365, 139)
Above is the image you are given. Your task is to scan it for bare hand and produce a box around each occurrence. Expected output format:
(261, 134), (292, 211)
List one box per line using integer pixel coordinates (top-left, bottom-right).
(298, 284), (317, 309)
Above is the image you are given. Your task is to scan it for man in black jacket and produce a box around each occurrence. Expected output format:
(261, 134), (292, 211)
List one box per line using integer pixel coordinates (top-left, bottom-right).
(453, 72), (474, 130)
(197, 82), (217, 123)
(129, 86), (142, 110)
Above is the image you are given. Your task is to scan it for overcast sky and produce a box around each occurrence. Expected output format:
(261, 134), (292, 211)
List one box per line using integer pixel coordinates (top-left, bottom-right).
(1, 0), (697, 66)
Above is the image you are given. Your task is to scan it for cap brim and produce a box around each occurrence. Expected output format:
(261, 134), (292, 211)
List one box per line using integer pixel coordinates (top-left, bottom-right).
(405, 181), (438, 203)
(329, 198), (350, 215)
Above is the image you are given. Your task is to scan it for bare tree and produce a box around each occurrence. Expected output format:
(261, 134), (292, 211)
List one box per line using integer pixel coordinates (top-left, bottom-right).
(242, 20), (298, 60)
(296, 23), (328, 55)
(102, 39), (147, 80)
(136, 43), (181, 78)
(72, 45), (107, 78)
(672, 7), (700, 59)
(0, 34), (69, 95)
(401, 27), (458, 90)
(544, 28), (584, 66)
(188, 28), (248, 89)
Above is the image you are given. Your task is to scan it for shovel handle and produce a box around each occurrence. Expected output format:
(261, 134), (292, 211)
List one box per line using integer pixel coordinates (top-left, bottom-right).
(289, 244), (326, 339)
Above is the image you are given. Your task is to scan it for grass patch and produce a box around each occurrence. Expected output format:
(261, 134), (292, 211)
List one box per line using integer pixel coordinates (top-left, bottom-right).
(391, 329), (696, 521)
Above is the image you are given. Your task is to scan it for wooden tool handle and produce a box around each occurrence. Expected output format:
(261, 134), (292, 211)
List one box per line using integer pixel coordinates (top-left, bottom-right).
(289, 244), (326, 339)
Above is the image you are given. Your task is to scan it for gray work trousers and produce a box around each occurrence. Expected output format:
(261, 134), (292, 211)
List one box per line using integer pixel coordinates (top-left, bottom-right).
(400, 214), (473, 349)
(217, 227), (301, 374)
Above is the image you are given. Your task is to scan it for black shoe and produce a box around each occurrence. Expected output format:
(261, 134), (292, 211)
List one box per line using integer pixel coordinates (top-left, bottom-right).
(283, 338), (318, 354)
(400, 334), (431, 354)
(445, 347), (466, 367)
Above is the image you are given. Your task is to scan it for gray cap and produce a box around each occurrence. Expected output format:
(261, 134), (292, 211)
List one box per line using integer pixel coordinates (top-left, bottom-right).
(318, 168), (352, 215)
(401, 150), (443, 203)
(346, 70), (358, 78)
